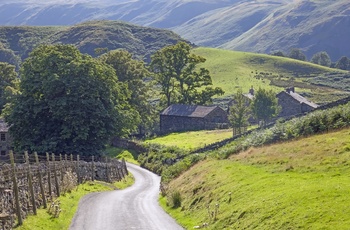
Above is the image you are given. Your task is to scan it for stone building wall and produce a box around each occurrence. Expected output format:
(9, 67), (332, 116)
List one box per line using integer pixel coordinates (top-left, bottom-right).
(160, 115), (206, 133)
(160, 107), (229, 134)
(277, 92), (302, 117)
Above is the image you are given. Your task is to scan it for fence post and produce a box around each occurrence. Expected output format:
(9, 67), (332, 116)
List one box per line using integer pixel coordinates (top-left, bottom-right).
(60, 154), (64, 181)
(9, 151), (22, 226)
(52, 153), (60, 197)
(76, 155), (80, 184)
(46, 153), (52, 200)
(35, 152), (47, 208)
(105, 157), (110, 183)
(91, 156), (95, 181)
(25, 152), (37, 215)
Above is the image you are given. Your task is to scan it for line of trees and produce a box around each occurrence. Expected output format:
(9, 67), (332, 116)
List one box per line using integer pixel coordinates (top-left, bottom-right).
(0, 42), (223, 156)
(271, 48), (350, 70)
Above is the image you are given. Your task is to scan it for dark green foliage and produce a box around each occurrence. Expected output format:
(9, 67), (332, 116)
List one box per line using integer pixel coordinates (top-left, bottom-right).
(98, 49), (155, 135)
(228, 103), (350, 154)
(150, 42), (224, 107)
(311, 51), (331, 67)
(138, 143), (189, 176)
(138, 142), (205, 182)
(250, 88), (280, 126)
(288, 48), (307, 61)
(335, 56), (350, 70)
(5, 44), (136, 156)
(0, 62), (19, 114)
(270, 50), (285, 57)
(169, 191), (182, 208)
(0, 21), (186, 65)
(0, 48), (21, 69)
(228, 88), (251, 135)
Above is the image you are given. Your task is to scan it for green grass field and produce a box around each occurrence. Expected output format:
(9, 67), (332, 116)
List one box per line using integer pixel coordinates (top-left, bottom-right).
(193, 47), (347, 104)
(161, 128), (350, 229)
(145, 129), (233, 150)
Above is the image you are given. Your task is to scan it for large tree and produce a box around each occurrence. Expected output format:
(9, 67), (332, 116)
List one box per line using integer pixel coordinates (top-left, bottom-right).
(311, 51), (331, 67)
(250, 88), (280, 127)
(150, 42), (224, 107)
(335, 56), (350, 70)
(228, 89), (251, 136)
(5, 44), (136, 156)
(288, 48), (307, 61)
(98, 49), (154, 135)
(0, 62), (19, 115)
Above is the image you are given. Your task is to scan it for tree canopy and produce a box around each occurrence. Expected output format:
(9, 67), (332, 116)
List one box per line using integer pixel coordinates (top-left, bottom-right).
(150, 42), (224, 107)
(228, 88), (251, 136)
(311, 51), (331, 67)
(0, 62), (19, 115)
(99, 49), (154, 135)
(335, 56), (350, 70)
(5, 44), (136, 156)
(250, 88), (280, 126)
(288, 48), (307, 61)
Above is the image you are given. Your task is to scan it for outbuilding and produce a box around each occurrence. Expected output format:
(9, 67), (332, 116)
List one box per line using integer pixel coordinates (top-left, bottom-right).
(160, 104), (229, 134)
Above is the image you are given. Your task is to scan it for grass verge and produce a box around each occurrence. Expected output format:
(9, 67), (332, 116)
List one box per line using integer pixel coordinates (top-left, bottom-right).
(15, 174), (134, 230)
(161, 128), (350, 229)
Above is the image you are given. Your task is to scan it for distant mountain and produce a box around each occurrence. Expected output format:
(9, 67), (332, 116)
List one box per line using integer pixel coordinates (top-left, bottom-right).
(0, 20), (186, 67)
(0, 0), (349, 61)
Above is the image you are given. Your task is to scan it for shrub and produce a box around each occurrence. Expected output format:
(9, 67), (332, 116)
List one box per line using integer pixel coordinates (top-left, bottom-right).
(169, 190), (182, 208)
(61, 169), (78, 194)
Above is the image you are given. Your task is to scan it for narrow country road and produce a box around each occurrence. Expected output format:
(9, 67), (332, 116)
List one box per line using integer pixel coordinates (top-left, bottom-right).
(69, 163), (184, 230)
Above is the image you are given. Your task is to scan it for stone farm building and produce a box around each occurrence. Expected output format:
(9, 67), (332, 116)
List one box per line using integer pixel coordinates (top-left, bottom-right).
(160, 104), (229, 134)
(0, 119), (12, 156)
(228, 87), (319, 121)
(277, 87), (319, 117)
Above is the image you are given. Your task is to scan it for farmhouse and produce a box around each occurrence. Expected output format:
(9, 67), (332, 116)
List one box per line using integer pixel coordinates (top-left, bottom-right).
(0, 119), (11, 156)
(277, 87), (319, 117)
(160, 104), (229, 134)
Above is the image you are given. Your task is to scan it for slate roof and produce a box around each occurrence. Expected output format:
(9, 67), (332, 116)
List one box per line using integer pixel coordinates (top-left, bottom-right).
(161, 104), (218, 118)
(277, 91), (318, 108)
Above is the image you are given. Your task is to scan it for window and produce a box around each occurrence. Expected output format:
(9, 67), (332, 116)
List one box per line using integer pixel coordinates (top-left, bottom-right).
(0, 150), (5, 156)
(0, 133), (5, 141)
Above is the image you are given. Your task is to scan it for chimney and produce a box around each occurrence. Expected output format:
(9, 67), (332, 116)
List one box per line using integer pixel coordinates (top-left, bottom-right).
(286, 87), (295, 93)
(249, 86), (254, 95)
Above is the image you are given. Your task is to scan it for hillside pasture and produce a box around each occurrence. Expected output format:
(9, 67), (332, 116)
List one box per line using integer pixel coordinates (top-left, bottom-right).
(145, 129), (233, 151)
(193, 47), (348, 104)
(162, 127), (350, 229)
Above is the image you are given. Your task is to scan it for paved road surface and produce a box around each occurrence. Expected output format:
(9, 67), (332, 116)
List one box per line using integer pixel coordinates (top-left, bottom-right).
(69, 163), (184, 230)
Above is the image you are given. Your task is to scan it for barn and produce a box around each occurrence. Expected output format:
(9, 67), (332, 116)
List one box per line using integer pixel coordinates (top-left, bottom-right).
(160, 104), (229, 134)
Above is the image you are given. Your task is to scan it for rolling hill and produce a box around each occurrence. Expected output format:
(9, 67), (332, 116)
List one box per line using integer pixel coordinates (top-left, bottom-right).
(0, 20), (186, 67)
(0, 0), (349, 60)
(192, 47), (349, 105)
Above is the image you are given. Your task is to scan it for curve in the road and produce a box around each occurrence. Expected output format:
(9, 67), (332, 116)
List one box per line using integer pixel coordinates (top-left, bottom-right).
(69, 163), (184, 230)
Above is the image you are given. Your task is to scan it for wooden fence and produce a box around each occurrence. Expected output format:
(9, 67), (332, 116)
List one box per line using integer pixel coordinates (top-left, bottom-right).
(0, 151), (128, 230)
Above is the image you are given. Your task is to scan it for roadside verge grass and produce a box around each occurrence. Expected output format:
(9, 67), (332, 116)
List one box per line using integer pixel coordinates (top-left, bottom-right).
(161, 128), (350, 229)
(15, 174), (134, 230)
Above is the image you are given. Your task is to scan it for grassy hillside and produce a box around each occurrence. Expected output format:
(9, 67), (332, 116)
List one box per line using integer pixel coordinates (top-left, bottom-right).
(161, 127), (350, 229)
(193, 47), (349, 105)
